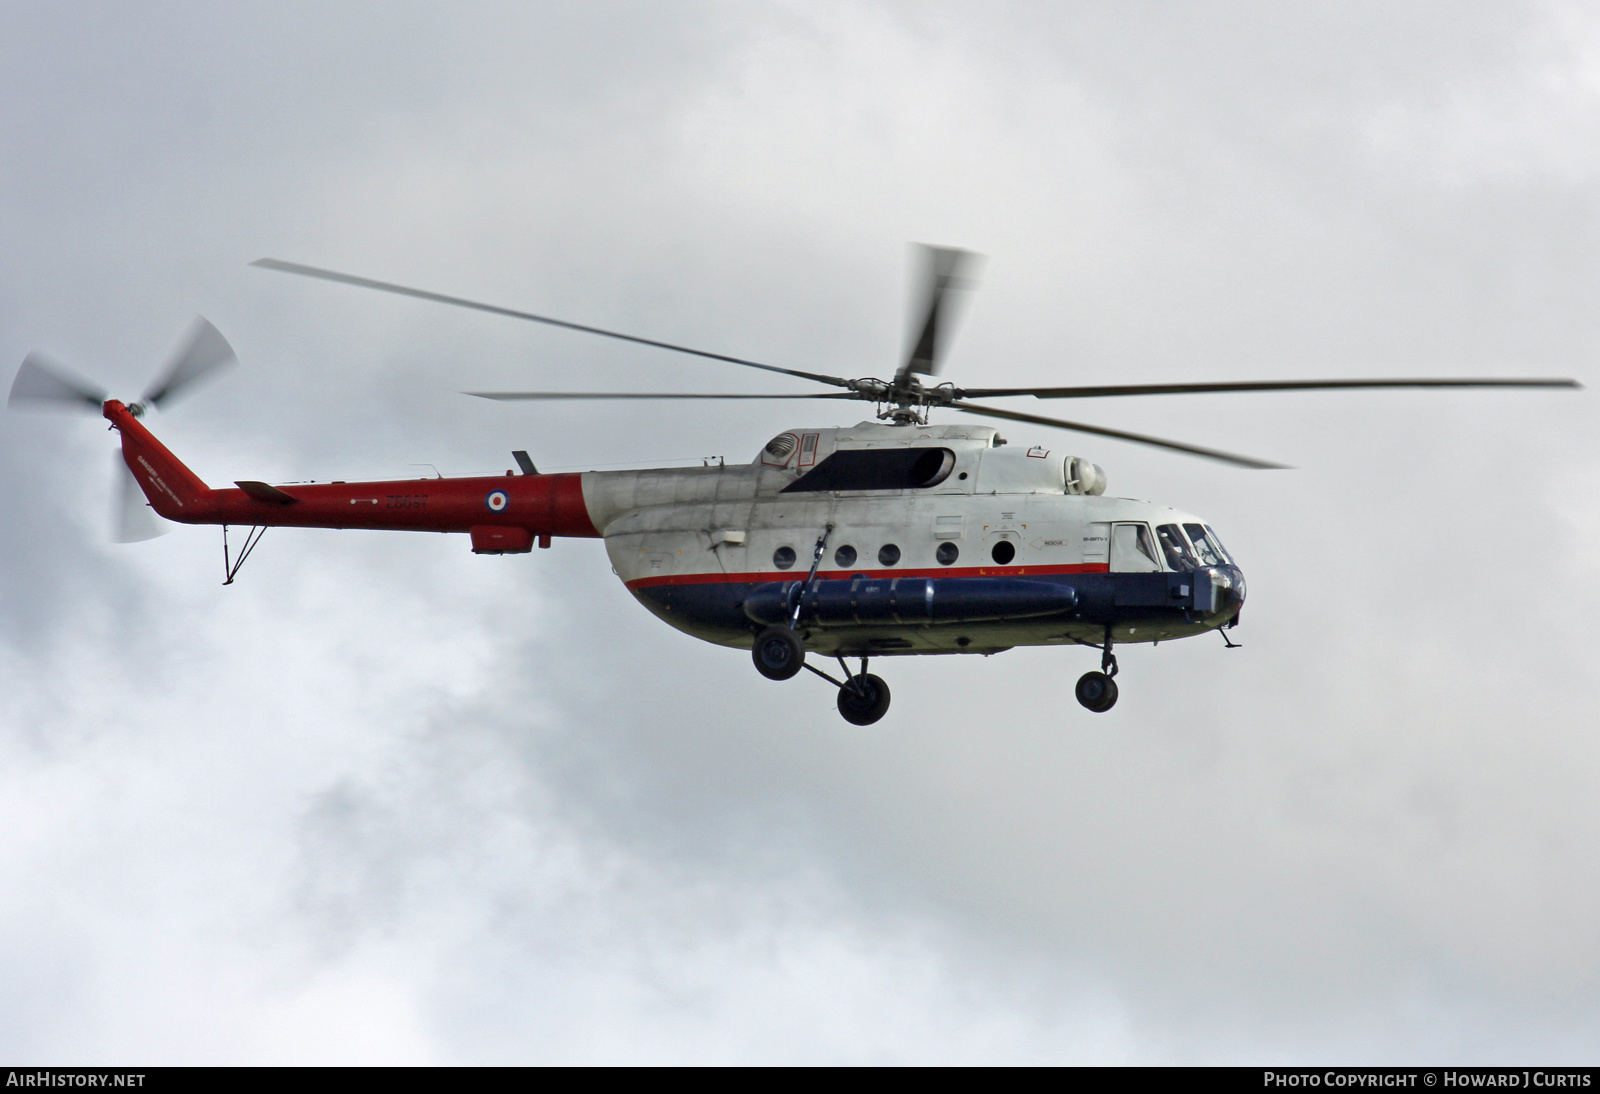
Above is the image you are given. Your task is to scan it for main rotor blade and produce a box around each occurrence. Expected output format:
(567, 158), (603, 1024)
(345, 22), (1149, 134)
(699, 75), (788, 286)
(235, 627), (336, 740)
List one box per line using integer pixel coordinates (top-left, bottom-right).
(465, 390), (861, 401)
(141, 317), (237, 408)
(899, 245), (980, 381)
(8, 352), (107, 411)
(948, 400), (1288, 469)
(253, 258), (851, 389)
(957, 377), (1583, 399)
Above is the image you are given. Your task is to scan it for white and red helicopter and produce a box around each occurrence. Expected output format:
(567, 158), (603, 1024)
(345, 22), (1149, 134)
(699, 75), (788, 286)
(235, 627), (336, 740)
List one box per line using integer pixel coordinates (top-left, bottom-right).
(10, 248), (1579, 723)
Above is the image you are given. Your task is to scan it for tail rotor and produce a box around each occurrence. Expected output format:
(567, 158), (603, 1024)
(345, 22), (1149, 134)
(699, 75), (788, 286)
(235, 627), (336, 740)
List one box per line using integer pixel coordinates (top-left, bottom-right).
(9, 317), (236, 541)
(113, 454), (166, 542)
(138, 317), (236, 412)
(8, 352), (107, 412)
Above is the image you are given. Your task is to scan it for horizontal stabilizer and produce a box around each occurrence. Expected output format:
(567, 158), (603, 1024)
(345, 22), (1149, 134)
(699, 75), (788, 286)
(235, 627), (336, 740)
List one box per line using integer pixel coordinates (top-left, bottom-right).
(234, 480), (299, 504)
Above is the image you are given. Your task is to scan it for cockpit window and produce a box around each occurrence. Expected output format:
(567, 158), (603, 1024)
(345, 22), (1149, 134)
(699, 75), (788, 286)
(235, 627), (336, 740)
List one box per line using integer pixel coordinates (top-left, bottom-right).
(1156, 524), (1198, 571)
(781, 447), (956, 493)
(1184, 523), (1233, 566)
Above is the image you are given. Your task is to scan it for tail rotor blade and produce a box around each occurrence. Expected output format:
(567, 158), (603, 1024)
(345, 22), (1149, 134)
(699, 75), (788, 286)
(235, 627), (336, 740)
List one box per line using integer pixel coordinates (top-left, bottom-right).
(900, 245), (981, 380)
(140, 317), (236, 409)
(9, 352), (107, 412)
(113, 456), (167, 543)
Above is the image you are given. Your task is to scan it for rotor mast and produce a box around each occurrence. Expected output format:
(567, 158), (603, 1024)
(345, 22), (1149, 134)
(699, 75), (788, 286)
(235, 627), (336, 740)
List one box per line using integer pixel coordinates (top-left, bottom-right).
(878, 244), (978, 425)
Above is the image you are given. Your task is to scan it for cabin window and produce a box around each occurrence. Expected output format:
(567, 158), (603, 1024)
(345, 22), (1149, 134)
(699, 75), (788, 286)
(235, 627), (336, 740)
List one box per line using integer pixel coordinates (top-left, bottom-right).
(990, 540), (1016, 565)
(878, 543), (901, 566)
(936, 541), (960, 565)
(833, 544), (857, 568)
(1184, 523), (1233, 566)
(1156, 524), (1198, 571)
(781, 447), (956, 493)
(773, 546), (797, 569)
(1109, 523), (1162, 573)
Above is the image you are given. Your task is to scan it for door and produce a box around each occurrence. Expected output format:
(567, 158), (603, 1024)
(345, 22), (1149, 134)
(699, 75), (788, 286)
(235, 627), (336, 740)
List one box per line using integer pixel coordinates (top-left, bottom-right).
(1109, 523), (1162, 572)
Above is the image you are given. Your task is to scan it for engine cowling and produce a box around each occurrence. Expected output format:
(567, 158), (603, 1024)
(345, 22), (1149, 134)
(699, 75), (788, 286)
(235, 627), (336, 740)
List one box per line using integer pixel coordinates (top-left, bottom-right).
(1065, 456), (1107, 496)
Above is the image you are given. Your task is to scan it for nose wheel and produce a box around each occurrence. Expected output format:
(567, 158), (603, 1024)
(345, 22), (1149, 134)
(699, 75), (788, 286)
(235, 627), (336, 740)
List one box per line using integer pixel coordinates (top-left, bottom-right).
(1075, 671), (1118, 712)
(1074, 626), (1120, 712)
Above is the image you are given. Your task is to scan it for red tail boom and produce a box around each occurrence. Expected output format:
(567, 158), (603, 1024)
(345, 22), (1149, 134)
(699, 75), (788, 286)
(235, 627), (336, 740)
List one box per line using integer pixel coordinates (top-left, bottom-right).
(104, 400), (599, 550)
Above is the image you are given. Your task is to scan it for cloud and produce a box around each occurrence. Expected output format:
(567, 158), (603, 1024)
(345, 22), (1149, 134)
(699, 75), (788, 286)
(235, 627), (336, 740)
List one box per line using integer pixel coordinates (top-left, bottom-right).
(2, 0), (1599, 1063)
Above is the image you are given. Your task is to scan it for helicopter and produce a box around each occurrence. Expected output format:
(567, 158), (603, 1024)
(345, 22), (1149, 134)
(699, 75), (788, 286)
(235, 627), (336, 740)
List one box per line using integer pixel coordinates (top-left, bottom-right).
(9, 247), (1580, 724)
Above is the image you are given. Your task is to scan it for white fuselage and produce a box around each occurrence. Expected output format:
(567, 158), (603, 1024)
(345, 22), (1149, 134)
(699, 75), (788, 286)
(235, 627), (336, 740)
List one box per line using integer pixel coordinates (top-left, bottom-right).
(580, 421), (1244, 656)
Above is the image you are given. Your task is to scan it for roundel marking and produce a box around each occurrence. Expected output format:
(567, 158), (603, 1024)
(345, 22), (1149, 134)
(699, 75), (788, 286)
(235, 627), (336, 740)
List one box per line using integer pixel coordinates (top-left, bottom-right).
(485, 489), (510, 512)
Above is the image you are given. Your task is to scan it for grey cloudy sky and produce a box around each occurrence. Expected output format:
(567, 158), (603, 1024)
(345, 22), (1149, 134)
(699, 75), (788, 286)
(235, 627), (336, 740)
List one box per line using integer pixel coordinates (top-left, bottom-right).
(2, 0), (1598, 1063)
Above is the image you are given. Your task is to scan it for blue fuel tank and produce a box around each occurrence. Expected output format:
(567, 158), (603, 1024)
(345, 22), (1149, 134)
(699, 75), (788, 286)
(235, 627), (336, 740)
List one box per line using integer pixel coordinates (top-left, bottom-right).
(742, 575), (1078, 628)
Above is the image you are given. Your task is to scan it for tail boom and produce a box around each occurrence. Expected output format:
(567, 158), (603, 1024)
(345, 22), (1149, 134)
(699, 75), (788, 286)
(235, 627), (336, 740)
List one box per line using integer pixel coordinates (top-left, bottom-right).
(104, 400), (599, 542)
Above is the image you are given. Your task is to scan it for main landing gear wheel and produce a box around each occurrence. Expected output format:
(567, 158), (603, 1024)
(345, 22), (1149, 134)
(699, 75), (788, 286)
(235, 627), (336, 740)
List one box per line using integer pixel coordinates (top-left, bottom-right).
(1075, 671), (1119, 713)
(837, 673), (891, 725)
(752, 626), (806, 681)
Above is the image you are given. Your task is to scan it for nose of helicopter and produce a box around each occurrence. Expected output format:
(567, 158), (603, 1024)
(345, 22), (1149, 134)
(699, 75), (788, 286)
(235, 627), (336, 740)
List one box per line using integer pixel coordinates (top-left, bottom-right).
(1215, 563), (1246, 619)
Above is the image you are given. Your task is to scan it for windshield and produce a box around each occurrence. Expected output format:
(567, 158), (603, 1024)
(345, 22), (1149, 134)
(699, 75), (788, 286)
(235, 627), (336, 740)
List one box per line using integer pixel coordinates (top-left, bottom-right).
(1155, 524), (1198, 571)
(1184, 523), (1234, 566)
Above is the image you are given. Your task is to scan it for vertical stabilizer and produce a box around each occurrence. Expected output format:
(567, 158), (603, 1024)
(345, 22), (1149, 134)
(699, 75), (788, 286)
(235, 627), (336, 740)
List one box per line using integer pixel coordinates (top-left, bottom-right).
(102, 401), (215, 521)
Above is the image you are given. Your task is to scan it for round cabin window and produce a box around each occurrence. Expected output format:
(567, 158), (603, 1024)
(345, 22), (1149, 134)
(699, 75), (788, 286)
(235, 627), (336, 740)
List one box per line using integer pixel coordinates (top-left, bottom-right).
(773, 546), (797, 569)
(833, 544), (857, 568)
(878, 543), (901, 566)
(936, 541), (960, 566)
(990, 540), (1016, 565)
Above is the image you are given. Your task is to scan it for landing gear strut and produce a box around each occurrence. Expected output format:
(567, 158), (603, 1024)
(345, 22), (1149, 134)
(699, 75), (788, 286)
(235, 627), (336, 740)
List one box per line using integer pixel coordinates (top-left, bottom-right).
(756, 644), (893, 725)
(1075, 626), (1120, 713)
(750, 524), (893, 723)
(751, 523), (833, 682)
